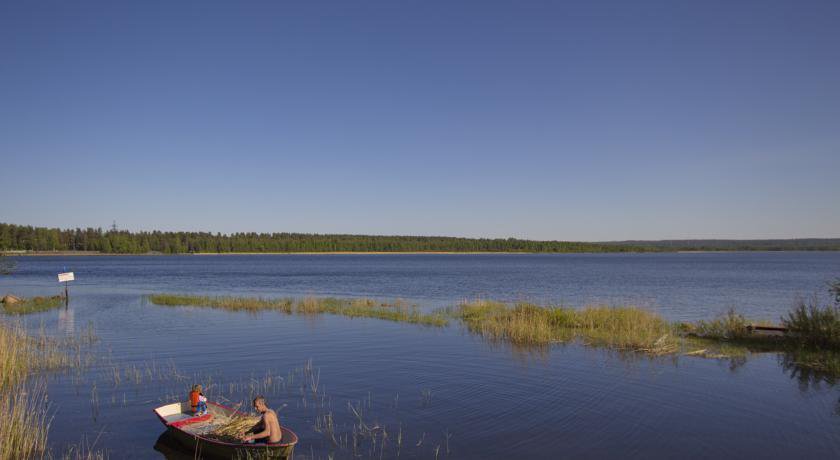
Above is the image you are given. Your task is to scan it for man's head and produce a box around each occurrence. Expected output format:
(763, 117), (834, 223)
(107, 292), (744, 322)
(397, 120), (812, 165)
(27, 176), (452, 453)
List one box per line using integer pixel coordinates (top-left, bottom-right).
(253, 396), (267, 413)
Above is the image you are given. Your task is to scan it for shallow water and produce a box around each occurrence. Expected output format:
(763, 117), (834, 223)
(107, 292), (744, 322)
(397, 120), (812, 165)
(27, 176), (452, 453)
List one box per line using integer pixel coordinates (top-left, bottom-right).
(2, 253), (839, 459)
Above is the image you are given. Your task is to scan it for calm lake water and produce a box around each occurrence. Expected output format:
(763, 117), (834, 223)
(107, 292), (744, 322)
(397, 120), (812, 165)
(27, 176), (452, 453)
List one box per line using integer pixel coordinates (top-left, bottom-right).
(2, 253), (840, 459)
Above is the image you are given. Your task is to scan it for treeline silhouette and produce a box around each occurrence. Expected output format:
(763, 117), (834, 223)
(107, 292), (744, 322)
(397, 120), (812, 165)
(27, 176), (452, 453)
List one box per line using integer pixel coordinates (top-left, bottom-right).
(608, 239), (840, 251)
(0, 223), (640, 254)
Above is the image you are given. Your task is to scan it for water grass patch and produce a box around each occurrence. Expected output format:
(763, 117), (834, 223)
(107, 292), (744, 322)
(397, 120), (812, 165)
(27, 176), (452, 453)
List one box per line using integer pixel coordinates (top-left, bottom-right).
(1, 295), (64, 315)
(455, 300), (677, 353)
(148, 294), (449, 327)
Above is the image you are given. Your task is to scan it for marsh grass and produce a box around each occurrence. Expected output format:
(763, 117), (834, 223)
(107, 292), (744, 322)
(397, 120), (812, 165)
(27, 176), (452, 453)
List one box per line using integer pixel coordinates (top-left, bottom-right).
(149, 294), (448, 327)
(455, 297), (840, 382)
(455, 300), (677, 354)
(150, 293), (840, 380)
(0, 383), (50, 460)
(0, 322), (72, 393)
(0, 323), (56, 460)
(783, 297), (840, 348)
(0, 320), (100, 460)
(682, 308), (783, 343)
(147, 294), (294, 313)
(2, 295), (64, 315)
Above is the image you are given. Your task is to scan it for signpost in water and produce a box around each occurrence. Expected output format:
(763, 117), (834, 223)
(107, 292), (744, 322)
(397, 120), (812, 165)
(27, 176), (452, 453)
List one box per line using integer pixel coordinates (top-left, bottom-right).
(58, 271), (74, 304)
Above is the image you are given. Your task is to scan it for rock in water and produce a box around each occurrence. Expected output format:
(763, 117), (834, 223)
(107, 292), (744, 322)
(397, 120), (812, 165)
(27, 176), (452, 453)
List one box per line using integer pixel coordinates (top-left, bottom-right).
(2, 294), (23, 304)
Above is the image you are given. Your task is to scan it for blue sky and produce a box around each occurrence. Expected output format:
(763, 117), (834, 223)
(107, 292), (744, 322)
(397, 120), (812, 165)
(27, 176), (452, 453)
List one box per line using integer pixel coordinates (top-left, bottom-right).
(1, 1), (838, 240)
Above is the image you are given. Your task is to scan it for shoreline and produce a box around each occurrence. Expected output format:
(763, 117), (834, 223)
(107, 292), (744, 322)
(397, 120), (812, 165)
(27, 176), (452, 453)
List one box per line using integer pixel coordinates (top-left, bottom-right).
(3, 249), (837, 257)
(3, 250), (598, 256)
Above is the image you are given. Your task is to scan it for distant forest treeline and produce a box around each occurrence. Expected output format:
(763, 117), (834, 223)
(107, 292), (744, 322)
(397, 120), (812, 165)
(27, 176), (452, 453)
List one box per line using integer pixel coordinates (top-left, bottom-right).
(1, 223), (838, 254)
(607, 239), (840, 251)
(0, 223), (638, 254)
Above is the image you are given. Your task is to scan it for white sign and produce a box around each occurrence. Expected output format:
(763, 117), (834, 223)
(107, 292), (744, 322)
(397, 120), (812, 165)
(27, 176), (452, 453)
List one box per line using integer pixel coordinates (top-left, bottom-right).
(58, 272), (74, 283)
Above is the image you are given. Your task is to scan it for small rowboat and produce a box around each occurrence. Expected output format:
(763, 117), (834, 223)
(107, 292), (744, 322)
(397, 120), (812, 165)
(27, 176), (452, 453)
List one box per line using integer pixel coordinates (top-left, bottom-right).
(153, 401), (298, 459)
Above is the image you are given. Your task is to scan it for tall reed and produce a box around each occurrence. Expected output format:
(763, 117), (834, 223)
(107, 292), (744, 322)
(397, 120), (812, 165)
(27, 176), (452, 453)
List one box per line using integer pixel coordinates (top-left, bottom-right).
(783, 297), (840, 348)
(0, 322), (55, 460)
(0, 383), (50, 460)
(0, 321), (98, 459)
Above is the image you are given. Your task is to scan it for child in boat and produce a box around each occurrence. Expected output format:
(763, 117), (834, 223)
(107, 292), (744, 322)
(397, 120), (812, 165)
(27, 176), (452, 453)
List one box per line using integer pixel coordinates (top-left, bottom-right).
(197, 391), (208, 416)
(189, 384), (204, 415)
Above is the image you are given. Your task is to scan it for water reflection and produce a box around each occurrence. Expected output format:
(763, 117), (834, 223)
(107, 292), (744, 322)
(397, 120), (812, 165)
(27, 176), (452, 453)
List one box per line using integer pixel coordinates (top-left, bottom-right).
(153, 431), (192, 459)
(779, 351), (840, 390)
(58, 305), (75, 335)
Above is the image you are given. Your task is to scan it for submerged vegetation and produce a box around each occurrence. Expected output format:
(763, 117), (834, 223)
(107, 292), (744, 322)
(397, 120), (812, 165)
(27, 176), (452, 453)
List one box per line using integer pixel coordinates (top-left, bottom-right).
(148, 294), (449, 326)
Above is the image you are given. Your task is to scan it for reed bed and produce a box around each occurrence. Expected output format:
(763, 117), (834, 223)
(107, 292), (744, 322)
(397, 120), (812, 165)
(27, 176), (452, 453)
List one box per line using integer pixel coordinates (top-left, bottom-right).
(457, 296), (840, 369)
(0, 384), (50, 460)
(151, 292), (840, 375)
(0, 322), (71, 392)
(147, 294), (294, 313)
(0, 322), (57, 460)
(149, 294), (448, 327)
(783, 297), (840, 348)
(455, 300), (677, 353)
(1, 295), (64, 315)
(0, 320), (101, 460)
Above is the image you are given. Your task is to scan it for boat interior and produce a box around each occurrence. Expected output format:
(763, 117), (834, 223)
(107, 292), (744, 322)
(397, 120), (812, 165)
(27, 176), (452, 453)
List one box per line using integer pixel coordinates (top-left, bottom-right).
(154, 401), (298, 446)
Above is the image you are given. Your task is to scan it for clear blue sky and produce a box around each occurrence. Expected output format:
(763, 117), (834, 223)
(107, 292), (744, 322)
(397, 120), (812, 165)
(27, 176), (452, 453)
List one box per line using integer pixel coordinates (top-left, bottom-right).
(1, 1), (838, 241)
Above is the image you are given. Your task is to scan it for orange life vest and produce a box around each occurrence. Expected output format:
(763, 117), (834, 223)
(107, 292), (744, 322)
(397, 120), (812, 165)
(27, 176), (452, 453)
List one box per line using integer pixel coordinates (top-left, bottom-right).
(189, 390), (200, 408)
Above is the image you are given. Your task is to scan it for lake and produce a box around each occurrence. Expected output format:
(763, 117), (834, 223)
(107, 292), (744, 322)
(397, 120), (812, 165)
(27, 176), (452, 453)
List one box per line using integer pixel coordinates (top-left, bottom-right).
(2, 252), (839, 459)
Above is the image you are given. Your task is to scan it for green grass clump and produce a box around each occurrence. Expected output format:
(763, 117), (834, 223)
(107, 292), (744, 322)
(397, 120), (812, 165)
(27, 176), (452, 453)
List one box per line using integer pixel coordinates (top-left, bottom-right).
(782, 298), (840, 349)
(690, 308), (754, 341)
(148, 294), (449, 327)
(148, 294), (294, 313)
(1, 296), (64, 315)
(455, 300), (676, 353)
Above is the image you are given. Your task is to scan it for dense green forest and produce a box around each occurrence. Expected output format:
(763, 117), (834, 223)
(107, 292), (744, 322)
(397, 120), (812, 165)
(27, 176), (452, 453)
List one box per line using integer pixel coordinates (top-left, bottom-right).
(0, 223), (641, 254)
(1, 223), (838, 254)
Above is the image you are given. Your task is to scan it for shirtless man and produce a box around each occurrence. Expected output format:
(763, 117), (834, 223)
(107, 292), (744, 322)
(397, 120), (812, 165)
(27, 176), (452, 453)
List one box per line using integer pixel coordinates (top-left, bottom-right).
(242, 396), (282, 443)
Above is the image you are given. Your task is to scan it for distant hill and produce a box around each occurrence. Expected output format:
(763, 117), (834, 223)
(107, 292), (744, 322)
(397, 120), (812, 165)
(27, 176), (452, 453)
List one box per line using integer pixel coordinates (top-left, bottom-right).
(604, 239), (840, 251)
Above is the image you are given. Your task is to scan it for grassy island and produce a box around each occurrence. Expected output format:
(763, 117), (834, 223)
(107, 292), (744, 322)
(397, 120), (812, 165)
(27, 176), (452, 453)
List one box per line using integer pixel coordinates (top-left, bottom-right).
(149, 288), (840, 377)
(1, 296), (64, 315)
(148, 294), (449, 326)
